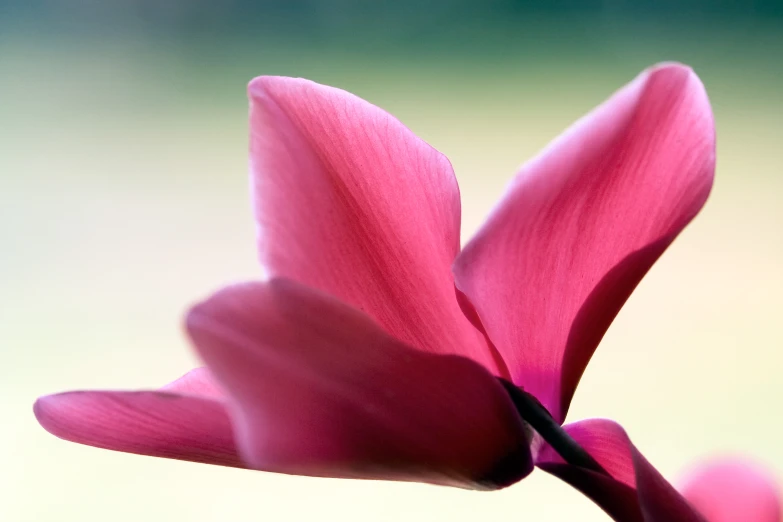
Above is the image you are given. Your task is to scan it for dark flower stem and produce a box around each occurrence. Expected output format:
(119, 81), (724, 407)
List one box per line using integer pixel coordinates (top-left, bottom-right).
(498, 379), (609, 476)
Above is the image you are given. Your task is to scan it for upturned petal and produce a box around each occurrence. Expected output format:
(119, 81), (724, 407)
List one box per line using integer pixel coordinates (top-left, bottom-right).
(33, 388), (242, 467)
(248, 76), (497, 371)
(453, 63), (715, 422)
(162, 366), (224, 398)
(678, 458), (782, 522)
(536, 419), (706, 522)
(185, 278), (533, 489)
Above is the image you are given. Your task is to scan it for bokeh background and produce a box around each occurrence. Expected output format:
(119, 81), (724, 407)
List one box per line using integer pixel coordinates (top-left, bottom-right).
(2, 1), (782, 520)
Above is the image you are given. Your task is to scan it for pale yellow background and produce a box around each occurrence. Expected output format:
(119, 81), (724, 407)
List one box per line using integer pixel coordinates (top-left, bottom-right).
(2, 22), (782, 522)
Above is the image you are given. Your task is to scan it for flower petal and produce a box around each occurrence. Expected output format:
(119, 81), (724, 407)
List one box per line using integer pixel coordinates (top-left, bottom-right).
(536, 419), (705, 522)
(185, 278), (533, 489)
(453, 63), (715, 421)
(248, 76), (495, 370)
(162, 367), (224, 399)
(33, 389), (242, 467)
(678, 458), (782, 522)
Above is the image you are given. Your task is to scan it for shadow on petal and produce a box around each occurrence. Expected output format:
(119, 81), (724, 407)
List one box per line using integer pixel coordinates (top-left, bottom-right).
(186, 278), (534, 489)
(537, 419), (706, 522)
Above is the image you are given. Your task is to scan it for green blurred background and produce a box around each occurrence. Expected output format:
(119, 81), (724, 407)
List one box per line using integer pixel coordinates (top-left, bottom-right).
(2, 1), (782, 520)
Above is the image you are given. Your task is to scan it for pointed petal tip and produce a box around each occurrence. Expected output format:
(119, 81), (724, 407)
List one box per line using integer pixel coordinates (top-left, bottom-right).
(636, 61), (712, 124)
(639, 62), (697, 85)
(647, 61), (692, 74)
(33, 393), (58, 434)
(247, 75), (284, 98)
(34, 388), (243, 468)
(645, 60), (714, 139)
(34, 391), (87, 439)
(247, 75), (318, 103)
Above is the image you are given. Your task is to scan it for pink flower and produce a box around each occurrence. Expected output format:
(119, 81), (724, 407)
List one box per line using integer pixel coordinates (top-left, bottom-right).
(679, 457), (782, 522)
(538, 425), (782, 521)
(34, 63), (714, 491)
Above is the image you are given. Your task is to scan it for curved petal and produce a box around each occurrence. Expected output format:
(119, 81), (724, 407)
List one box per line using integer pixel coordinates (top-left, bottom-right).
(248, 76), (495, 371)
(33, 388), (242, 468)
(185, 278), (533, 489)
(536, 419), (705, 522)
(453, 63), (716, 421)
(162, 367), (224, 399)
(678, 458), (782, 522)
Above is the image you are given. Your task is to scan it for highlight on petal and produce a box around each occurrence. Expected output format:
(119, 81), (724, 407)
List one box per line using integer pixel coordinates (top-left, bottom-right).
(536, 419), (706, 522)
(248, 76), (496, 371)
(185, 278), (533, 489)
(678, 457), (782, 522)
(454, 63), (716, 422)
(34, 388), (242, 468)
(162, 367), (224, 399)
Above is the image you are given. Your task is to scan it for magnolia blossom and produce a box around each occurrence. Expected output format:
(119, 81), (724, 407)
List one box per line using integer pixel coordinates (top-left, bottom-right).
(36, 63), (718, 511)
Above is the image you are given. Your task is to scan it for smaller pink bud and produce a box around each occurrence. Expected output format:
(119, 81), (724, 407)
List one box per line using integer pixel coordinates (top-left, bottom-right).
(679, 456), (782, 522)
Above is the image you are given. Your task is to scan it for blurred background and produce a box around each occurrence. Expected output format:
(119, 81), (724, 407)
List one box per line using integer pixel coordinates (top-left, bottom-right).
(2, 1), (782, 520)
